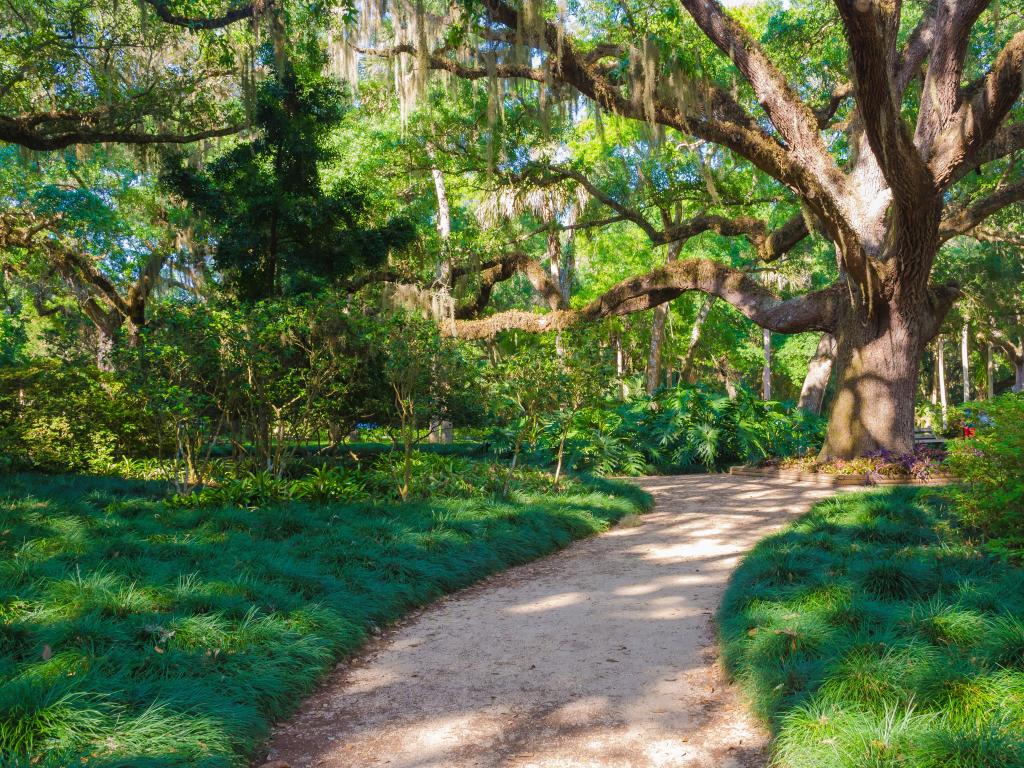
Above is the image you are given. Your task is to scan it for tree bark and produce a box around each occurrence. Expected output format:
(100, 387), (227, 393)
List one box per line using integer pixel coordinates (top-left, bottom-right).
(938, 335), (948, 428)
(1015, 358), (1024, 393)
(798, 333), (836, 415)
(96, 326), (115, 372)
(987, 342), (995, 399)
(761, 327), (772, 400)
(615, 332), (626, 400)
(961, 322), (971, 402)
(820, 304), (935, 459)
(644, 241), (684, 394)
(679, 295), (715, 384)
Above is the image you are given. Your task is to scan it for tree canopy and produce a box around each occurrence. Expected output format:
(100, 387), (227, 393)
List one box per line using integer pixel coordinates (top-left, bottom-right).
(2, 0), (1023, 457)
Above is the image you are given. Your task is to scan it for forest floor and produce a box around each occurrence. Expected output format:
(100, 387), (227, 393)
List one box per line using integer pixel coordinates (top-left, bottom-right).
(262, 475), (839, 768)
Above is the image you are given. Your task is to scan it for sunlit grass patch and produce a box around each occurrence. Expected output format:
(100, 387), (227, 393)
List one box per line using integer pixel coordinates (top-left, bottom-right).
(720, 487), (1024, 767)
(0, 472), (650, 767)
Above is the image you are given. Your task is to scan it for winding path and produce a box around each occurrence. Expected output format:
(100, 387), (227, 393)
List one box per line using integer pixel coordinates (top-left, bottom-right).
(262, 475), (838, 768)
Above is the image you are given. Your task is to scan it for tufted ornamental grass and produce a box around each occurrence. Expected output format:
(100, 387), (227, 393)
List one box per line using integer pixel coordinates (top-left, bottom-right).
(719, 486), (1024, 768)
(0, 472), (650, 767)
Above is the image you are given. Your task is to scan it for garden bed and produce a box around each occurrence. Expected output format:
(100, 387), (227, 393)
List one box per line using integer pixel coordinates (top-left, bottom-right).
(728, 464), (953, 486)
(732, 445), (953, 486)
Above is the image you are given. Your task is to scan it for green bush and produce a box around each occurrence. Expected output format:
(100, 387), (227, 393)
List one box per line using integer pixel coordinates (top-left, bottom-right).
(518, 384), (826, 476)
(170, 454), (569, 508)
(0, 362), (156, 473)
(946, 392), (1024, 549)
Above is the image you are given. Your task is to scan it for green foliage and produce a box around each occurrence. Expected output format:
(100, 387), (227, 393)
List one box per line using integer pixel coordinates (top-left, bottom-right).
(164, 71), (414, 300)
(168, 455), (567, 508)
(719, 488), (1024, 768)
(528, 384), (826, 476)
(0, 361), (155, 473)
(0, 471), (649, 767)
(946, 393), (1024, 551)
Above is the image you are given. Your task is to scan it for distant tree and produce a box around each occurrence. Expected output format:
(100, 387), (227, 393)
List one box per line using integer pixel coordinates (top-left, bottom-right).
(164, 70), (415, 301)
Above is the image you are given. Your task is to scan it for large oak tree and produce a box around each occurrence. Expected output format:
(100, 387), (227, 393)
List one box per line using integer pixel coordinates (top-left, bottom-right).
(350, 0), (1024, 457)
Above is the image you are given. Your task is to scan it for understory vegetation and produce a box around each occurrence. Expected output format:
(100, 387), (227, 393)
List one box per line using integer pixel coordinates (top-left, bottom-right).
(0, 471), (649, 767)
(720, 487), (1024, 768)
(3, 0), (1024, 762)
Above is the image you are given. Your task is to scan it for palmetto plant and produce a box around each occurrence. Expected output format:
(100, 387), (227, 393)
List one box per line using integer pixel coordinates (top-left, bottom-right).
(540, 384), (826, 476)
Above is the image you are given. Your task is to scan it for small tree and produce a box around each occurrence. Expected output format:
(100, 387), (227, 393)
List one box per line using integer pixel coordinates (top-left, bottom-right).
(544, 348), (607, 486)
(489, 349), (564, 494)
(376, 312), (475, 500)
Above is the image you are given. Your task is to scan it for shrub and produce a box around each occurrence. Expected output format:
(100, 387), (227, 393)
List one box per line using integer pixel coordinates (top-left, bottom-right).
(168, 454), (568, 508)
(0, 362), (156, 473)
(945, 392), (1024, 548)
(780, 445), (948, 479)
(530, 384), (825, 476)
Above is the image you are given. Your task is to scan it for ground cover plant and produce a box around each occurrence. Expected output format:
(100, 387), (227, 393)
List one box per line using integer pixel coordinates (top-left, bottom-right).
(719, 487), (1024, 768)
(0, 471), (650, 767)
(774, 446), (949, 481)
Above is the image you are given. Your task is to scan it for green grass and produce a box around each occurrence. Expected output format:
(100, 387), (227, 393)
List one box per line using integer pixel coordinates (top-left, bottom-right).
(0, 472), (650, 767)
(719, 487), (1024, 768)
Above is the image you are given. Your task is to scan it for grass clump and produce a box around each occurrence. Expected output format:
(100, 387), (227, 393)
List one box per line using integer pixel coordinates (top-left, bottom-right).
(720, 487), (1024, 768)
(0, 472), (649, 767)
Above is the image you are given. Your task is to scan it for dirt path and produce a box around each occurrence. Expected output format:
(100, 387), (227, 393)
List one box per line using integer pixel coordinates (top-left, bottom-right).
(262, 475), (838, 768)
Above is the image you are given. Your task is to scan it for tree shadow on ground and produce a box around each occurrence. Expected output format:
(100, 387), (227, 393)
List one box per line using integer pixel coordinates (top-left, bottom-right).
(718, 486), (1024, 767)
(0, 472), (643, 767)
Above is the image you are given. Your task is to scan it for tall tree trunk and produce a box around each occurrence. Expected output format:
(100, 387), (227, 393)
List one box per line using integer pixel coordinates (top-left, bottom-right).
(615, 332), (626, 400)
(96, 326), (115, 372)
(428, 163), (453, 443)
(986, 342), (995, 399)
(761, 327), (772, 400)
(938, 335), (948, 428)
(644, 305), (669, 394)
(1015, 357), (1024, 393)
(961, 322), (970, 403)
(716, 356), (737, 399)
(679, 295), (715, 383)
(643, 241), (683, 394)
(798, 333), (836, 415)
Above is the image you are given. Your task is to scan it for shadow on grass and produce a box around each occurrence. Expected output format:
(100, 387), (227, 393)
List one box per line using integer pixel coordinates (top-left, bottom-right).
(719, 486), (1024, 768)
(0, 472), (649, 768)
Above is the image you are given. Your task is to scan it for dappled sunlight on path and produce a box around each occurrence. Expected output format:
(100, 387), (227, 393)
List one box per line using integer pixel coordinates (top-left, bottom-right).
(262, 476), (838, 768)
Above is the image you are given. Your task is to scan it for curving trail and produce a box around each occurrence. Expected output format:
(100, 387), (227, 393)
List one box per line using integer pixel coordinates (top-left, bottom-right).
(261, 475), (838, 768)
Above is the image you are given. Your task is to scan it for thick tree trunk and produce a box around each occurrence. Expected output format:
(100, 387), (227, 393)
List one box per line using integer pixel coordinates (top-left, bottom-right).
(819, 307), (927, 459)
(1015, 358), (1024, 392)
(798, 333), (836, 414)
(645, 305), (669, 394)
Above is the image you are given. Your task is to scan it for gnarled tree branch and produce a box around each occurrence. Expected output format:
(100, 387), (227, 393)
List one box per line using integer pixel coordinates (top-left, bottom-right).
(140, 0), (271, 29)
(930, 31), (1024, 188)
(0, 113), (241, 151)
(447, 259), (842, 339)
(938, 178), (1024, 242)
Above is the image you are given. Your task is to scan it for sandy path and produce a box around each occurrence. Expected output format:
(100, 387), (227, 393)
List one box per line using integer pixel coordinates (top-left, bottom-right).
(261, 475), (838, 768)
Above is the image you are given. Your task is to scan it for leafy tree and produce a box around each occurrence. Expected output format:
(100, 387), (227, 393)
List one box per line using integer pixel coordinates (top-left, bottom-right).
(375, 311), (478, 499)
(164, 70), (415, 300)
(354, 0), (1024, 458)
